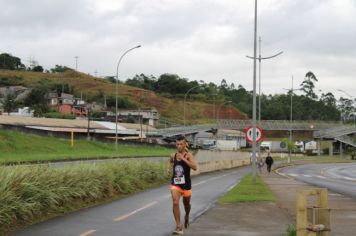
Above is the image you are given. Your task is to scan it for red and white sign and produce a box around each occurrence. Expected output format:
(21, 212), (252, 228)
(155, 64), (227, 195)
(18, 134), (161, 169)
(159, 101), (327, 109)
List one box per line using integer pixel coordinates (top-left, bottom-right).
(245, 126), (263, 143)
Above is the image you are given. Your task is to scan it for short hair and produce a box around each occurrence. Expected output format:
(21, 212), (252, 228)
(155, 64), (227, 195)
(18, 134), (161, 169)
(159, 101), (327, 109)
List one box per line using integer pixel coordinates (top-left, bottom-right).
(176, 135), (186, 141)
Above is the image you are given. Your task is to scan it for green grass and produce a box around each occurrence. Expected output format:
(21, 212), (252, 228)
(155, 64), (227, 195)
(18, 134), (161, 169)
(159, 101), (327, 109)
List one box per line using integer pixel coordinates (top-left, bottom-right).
(285, 224), (296, 236)
(219, 173), (275, 203)
(0, 160), (170, 233)
(0, 130), (174, 163)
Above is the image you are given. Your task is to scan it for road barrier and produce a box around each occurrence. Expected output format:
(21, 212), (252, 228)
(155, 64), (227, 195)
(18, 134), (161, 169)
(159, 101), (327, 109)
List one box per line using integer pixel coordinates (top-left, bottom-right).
(191, 150), (251, 175)
(296, 188), (330, 236)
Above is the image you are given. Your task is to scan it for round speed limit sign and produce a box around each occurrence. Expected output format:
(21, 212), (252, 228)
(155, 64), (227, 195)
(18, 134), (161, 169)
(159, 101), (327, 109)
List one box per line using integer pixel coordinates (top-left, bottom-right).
(245, 126), (263, 143)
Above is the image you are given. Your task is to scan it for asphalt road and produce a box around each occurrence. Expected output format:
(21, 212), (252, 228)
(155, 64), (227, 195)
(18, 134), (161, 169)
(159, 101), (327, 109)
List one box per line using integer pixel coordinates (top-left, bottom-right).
(10, 166), (250, 236)
(279, 163), (356, 198)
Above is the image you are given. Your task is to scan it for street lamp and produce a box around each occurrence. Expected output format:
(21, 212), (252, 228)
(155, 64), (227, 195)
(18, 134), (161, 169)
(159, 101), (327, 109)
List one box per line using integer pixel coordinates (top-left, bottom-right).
(115, 45), (141, 148)
(215, 100), (232, 141)
(216, 100), (232, 127)
(246, 37), (283, 123)
(283, 76), (302, 163)
(183, 85), (200, 126)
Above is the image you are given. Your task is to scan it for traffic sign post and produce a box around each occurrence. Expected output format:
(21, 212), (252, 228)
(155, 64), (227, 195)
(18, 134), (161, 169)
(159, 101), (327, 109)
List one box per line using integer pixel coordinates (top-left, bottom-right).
(245, 126), (263, 143)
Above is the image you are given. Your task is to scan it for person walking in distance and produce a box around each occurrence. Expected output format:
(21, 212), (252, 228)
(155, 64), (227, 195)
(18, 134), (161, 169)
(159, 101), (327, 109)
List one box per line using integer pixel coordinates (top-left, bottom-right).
(265, 152), (274, 173)
(257, 157), (264, 174)
(168, 136), (197, 235)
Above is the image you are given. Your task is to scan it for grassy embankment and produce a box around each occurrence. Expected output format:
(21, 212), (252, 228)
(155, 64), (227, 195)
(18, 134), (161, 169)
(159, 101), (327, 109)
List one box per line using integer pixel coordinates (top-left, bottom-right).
(0, 160), (170, 234)
(0, 130), (174, 164)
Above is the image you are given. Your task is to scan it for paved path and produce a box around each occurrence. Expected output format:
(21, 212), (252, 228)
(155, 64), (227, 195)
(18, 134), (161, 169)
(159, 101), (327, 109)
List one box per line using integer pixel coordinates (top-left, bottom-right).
(10, 167), (250, 236)
(185, 163), (356, 236)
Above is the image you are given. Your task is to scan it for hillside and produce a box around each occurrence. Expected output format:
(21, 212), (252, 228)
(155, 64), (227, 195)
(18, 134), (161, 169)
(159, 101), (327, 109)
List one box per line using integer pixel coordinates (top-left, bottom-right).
(0, 69), (248, 124)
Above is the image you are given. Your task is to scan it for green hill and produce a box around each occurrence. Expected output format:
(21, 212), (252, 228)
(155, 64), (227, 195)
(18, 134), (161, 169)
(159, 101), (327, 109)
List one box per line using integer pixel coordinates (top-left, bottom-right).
(0, 69), (247, 124)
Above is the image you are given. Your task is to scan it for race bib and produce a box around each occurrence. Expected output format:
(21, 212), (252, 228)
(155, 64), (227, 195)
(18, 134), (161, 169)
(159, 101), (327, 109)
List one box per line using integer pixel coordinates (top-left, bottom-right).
(173, 175), (185, 185)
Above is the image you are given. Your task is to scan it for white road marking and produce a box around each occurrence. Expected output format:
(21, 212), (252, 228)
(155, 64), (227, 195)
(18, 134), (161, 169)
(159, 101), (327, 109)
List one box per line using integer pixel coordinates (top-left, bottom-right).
(226, 181), (240, 192)
(343, 177), (356, 181)
(114, 201), (157, 222)
(193, 174), (230, 187)
(302, 174), (312, 178)
(79, 229), (96, 236)
(316, 175), (326, 179)
(288, 173), (299, 177)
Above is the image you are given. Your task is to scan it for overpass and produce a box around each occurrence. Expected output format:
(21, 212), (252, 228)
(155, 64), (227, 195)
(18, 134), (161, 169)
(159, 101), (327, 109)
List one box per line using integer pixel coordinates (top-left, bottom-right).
(147, 119), (343, 139)
(314, 126), (356, 148)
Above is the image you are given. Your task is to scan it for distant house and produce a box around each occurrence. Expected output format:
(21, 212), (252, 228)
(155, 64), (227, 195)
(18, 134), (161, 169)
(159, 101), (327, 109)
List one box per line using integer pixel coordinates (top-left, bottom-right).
(117, 108), (160, 126)
(47, 92), (88, 117)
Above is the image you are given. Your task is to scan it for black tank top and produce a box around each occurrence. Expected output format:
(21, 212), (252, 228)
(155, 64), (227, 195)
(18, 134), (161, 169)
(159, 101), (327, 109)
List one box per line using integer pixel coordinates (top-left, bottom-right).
(171, 152), (191, 190)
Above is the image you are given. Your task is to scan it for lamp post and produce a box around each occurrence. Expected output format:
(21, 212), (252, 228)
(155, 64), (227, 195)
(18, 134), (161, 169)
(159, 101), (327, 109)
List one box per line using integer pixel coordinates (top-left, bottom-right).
(215, 100), (232, 142)
(283, 76), (302, 163)
(115, 45), (141, 148)
(183, 85), (200, 126)
(246, 37), (283, 123)
(216, 100), (232, 127)
(251, 0), (258, 181)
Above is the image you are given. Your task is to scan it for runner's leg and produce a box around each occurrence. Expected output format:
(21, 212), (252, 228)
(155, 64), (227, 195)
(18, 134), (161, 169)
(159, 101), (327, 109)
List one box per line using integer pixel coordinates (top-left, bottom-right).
(183, 196), (191, 228)
(171, 188), (182, 230)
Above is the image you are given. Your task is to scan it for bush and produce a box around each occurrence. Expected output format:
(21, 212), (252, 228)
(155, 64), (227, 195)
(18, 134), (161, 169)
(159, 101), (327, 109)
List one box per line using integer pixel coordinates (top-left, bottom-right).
(0, 160), (169, 233)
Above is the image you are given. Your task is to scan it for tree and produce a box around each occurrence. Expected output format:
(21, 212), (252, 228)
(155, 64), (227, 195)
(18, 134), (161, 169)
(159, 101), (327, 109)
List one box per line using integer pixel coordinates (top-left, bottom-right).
(0, 53), (25, 70)
(1, 93), (17, 115)
(320, 92), (336, 107)
(32, 65), (44, 72)
(24, 87), (48, 116)
(300, 71), (318, 99)
(338, 97), (355, 122)
(50, 65), (71, 73)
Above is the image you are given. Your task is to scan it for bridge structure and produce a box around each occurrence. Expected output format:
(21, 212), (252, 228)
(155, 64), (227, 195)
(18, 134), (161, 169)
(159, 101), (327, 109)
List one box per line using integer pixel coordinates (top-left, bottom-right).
(313, 126), (356, 150)
(147, 120), (348, 147)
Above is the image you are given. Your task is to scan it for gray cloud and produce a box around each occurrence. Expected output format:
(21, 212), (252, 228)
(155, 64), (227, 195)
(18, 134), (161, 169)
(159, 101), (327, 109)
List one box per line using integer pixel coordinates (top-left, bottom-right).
(0, 0), (355, 98)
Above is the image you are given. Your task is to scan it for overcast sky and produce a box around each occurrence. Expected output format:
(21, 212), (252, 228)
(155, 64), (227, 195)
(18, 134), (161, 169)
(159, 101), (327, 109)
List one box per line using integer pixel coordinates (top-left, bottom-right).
(1, 0), (355, 98)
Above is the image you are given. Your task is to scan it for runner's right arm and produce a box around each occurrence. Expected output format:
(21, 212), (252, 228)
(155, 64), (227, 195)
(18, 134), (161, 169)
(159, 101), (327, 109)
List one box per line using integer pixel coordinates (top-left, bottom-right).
(166, 153), (174, 176)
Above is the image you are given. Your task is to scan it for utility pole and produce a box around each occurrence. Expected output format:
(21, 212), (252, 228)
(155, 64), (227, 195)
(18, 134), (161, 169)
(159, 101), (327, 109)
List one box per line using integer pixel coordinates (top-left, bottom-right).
(75, 56), (79, 70)
(246, 37), (283, 122)
(87, 107), (90, 140)
(251, 0), (258, 181)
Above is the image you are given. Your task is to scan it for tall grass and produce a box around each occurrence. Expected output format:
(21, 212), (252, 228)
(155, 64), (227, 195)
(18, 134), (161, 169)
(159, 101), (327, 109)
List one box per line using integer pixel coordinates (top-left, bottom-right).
(0, 160), (169, 233)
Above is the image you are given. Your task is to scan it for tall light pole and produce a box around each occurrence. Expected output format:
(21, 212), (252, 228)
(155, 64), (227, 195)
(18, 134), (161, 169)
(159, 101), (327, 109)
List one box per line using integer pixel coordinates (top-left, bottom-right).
(246, 37), (283, 122)
(115, 45), (141, 148)
(216, 100), (232, 139)
(74, 56), (79, 70)
(216, 100), (232, 122)
(251, 0), (258, 181)
(183, 85), (200, 126)
(283, 76), (302, 163)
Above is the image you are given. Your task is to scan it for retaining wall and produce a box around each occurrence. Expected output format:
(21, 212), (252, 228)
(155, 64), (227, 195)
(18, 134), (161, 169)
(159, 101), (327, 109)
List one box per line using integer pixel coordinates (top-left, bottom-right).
(191, 150), (251, 175)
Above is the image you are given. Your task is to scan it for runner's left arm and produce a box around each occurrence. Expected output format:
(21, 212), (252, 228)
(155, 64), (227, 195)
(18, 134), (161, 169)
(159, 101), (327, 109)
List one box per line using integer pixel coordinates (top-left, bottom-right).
(182, 153), (197, 171)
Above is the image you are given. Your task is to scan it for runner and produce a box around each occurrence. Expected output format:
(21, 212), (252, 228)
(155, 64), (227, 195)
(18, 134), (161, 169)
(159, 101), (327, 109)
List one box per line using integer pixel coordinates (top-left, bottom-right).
(168, 136), (198, 235)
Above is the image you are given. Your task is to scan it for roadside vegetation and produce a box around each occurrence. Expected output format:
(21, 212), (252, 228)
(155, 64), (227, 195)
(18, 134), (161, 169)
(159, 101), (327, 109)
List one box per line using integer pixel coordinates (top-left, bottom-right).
(0, 160), (170, 234)
(219, 173), (275, 203)
(0, 130), (174, 164)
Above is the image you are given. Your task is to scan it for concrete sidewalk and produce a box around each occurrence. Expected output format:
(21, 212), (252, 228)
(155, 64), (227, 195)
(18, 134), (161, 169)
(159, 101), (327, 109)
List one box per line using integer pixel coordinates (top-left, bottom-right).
(185, 168), (356, 236)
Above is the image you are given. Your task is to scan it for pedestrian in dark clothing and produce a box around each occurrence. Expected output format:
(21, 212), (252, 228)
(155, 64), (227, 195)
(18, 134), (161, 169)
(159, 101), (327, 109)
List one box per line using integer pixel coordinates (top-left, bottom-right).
(265, 152), (274, 173)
